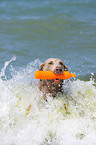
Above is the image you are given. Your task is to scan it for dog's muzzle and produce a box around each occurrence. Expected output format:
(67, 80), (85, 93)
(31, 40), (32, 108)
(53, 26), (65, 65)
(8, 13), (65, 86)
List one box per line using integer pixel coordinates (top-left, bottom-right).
(54, 66), (64, 74)
(53, 66), (64, 85)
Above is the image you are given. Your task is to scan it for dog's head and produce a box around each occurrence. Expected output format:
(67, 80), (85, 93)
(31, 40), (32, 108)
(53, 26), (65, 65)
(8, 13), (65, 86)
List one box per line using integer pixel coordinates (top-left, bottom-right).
(39, 58), (68, 85)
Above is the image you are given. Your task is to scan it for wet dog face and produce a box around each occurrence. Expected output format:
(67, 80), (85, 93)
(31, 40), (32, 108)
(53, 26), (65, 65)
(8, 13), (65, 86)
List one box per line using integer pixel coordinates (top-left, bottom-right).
(39, 58), (68, 85)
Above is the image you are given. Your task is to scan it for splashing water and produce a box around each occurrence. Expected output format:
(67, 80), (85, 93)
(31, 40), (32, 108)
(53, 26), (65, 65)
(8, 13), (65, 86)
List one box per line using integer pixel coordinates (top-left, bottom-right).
(0, 57), (96, 145)
(0, 55), (16, 80)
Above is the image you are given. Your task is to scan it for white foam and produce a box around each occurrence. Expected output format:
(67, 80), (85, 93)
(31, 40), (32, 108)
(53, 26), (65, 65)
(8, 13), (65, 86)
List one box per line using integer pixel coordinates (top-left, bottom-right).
(0, 58), (96, 145)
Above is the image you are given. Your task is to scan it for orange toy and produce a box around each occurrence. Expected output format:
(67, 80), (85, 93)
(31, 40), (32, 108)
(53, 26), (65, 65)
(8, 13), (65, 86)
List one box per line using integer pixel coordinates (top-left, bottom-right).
(34, 71), (76, 80)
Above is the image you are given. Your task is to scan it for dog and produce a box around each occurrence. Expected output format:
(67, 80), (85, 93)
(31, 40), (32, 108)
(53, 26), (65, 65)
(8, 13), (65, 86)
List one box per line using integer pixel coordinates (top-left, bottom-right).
(39, 58), (68, 100)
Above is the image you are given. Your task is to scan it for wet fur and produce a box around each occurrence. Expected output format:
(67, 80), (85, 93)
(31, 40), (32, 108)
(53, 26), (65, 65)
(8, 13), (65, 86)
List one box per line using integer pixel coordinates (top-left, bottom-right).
(39, 58), (68, 100)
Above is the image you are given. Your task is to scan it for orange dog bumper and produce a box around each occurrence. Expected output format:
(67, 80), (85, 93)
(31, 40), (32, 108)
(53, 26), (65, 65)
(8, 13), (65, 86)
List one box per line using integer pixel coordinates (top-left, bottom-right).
(34, 71), (76, 80)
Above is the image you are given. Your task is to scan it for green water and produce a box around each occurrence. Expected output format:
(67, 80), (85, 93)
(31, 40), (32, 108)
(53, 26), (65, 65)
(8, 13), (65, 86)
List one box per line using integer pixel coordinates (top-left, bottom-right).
(0, 0), (96, 78)
(0, 1), (96, 144)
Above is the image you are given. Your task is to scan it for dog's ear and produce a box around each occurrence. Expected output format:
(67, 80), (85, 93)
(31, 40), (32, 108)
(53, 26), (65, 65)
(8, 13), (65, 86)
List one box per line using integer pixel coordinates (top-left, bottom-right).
(64, 65), (68, 71)
(39, 63), (45, 71)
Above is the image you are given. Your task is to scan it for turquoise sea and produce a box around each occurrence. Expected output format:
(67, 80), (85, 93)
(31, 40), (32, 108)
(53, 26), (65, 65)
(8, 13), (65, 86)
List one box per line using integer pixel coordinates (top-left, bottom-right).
(0, 0), (96, 145)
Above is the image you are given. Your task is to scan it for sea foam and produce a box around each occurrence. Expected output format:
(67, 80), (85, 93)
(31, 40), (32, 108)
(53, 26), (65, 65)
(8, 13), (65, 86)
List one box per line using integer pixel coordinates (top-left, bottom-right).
(0, 57), (96, 145)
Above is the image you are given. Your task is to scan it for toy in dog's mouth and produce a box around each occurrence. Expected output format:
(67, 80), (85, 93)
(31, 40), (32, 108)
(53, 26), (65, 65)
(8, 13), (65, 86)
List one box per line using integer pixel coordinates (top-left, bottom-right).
(53, 71), (63, 85)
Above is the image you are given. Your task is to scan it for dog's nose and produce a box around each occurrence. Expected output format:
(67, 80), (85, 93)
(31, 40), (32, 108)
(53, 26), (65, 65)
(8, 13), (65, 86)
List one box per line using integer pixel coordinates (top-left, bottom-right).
(55, 66), (63, 74)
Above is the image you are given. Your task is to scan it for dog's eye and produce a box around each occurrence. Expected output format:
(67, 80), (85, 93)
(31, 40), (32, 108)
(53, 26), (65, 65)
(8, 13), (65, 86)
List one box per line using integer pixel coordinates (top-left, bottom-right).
(48, 61), (53, 65)
(59, 61), (63, 65)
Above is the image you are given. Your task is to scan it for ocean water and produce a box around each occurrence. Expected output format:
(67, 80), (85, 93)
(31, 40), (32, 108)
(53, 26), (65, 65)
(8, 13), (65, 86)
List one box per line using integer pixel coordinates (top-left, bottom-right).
(0, 0), (96, 145)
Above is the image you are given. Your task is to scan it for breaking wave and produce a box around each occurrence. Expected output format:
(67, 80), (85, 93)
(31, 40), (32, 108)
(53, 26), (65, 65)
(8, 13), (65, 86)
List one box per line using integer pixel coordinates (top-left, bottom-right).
(0, 57), (96, 145)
